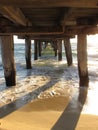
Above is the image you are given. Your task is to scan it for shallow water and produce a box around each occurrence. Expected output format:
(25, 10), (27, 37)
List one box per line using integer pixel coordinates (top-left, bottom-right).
(0, 42), (98, 112)
(0, 42), (98, 130)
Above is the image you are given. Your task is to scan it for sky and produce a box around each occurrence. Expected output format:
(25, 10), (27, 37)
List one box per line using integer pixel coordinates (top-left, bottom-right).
(14, 34), (98, 44)
(13, 35), (25, 43)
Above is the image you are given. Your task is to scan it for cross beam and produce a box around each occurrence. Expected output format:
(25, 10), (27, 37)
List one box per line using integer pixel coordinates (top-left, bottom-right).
(0, 6), (32, 26)
(0, 0), (98, 8)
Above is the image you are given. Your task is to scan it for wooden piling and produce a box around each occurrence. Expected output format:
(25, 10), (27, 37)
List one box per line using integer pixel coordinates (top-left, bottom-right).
(0, 35), (16, 86)
(77, 34), (89, 87)
(38, 41), (42, 57)
(57, 40), (62, 61)
(25, 37), (32, 69)
(54, 47), (57, 57)
(53, 41), (57, 57)
(34, 40), (38, 60)
(64, 38), (73, 66)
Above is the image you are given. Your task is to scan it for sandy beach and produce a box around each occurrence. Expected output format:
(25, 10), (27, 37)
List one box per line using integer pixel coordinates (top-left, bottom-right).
(1, 93), (98, 130)
(0, 55), (98, 130)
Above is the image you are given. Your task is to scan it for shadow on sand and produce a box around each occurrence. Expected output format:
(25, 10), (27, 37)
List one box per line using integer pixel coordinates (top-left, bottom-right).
(0, 77), (59, 118)
(51, 87), (88, 130)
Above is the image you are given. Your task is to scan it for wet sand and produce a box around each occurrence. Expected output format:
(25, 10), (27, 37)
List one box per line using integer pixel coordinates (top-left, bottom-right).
(0, 57), (98, 130)
(1, 84), (98, 130)
(0, 96), (69, 130)
(1, 94), (98, 130)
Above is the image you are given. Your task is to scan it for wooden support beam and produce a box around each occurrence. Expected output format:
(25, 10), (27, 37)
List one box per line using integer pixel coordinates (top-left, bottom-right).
(57, 40), (62, 61)
(64, 38), (73, 66)
(0, 25), (64, 35)
(0, 0), (98, 8)
(38, 41), (42, 57)
(34, 40), (38, 60)
(77, 17), (97, 26)
(0, 6), (31, 26)
(54, 47), (57, 57)
(64, 25), (98, 35)
(60, 8), (75, 26)
(25, 37), (32, 69)
(18, 35), (25, 39)
(0, 25), (98, 36)
(0, 25), (98, 35)
(77, 34), (89, 87)
(52, 41), (57, 57)
(0, 35), (16, 86)
(82, 26), (98, 34)
(78, 86), (88, 104)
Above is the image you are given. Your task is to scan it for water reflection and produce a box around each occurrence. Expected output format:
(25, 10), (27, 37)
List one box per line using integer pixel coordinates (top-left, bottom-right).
(78, 87), (88, 105)
(82, 82), (98, 115)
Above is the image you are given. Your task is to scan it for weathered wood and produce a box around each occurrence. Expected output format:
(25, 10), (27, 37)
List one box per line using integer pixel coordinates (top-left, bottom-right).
(64, 38), (72, 66)
(52, 41), (57, 57)
(77, 34), (89, 87)
(18, 34), (75, 40)
(0, 35), (16, 86)
(60, 8), (75, 26)
(57, 40), (62, 61)
(77, 17), (96, 25)
(78, 87), (88, 104)
(54, 48), (57, 57)
(1, 25), (98, 35)
(0, 1), (98, 38)
(0, 26), (63, 35)
(0, 0), (98, 8)
(25, 37), (32, 69)
(0, 6), (31, 26)
(34, 40), (38, 60)
(38, 41), (42, 57)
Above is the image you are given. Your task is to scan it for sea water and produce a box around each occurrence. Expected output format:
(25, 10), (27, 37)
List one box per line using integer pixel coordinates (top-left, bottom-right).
(0, 41), (98, 90)
(0, 43), (34, 91)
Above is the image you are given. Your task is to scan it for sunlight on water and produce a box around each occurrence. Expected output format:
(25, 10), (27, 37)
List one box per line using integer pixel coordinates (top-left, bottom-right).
(87, 48), (98, 55)
(82, 82), (98, 115)
(87, 34), (98, 45)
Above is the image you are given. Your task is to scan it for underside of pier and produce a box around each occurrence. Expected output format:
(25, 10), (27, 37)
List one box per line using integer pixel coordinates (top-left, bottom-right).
(1, 1), (98, 130)
(0, 0), (98, 86)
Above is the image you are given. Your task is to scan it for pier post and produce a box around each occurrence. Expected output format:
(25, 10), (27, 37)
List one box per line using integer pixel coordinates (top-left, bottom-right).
(0, 35), (16, 86)
(64, 38), (73, 66)
(57, 40), (62, 61)
(53, 41), (57, 57)
(38, 41), (42, 57)
(25, 37), (32, 69)
(77, 34), (89, 87)
(34, 40), (38, 60)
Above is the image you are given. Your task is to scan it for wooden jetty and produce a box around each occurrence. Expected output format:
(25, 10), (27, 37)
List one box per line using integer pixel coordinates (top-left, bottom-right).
(0, 0), (98, 87)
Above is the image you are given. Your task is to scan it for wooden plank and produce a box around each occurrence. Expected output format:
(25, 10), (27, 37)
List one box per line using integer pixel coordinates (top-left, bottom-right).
(0, 6), (31, 26)
(77, 34), (89, 87)
(0, 0), (98, 8)
(0, 35), (16, 86)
